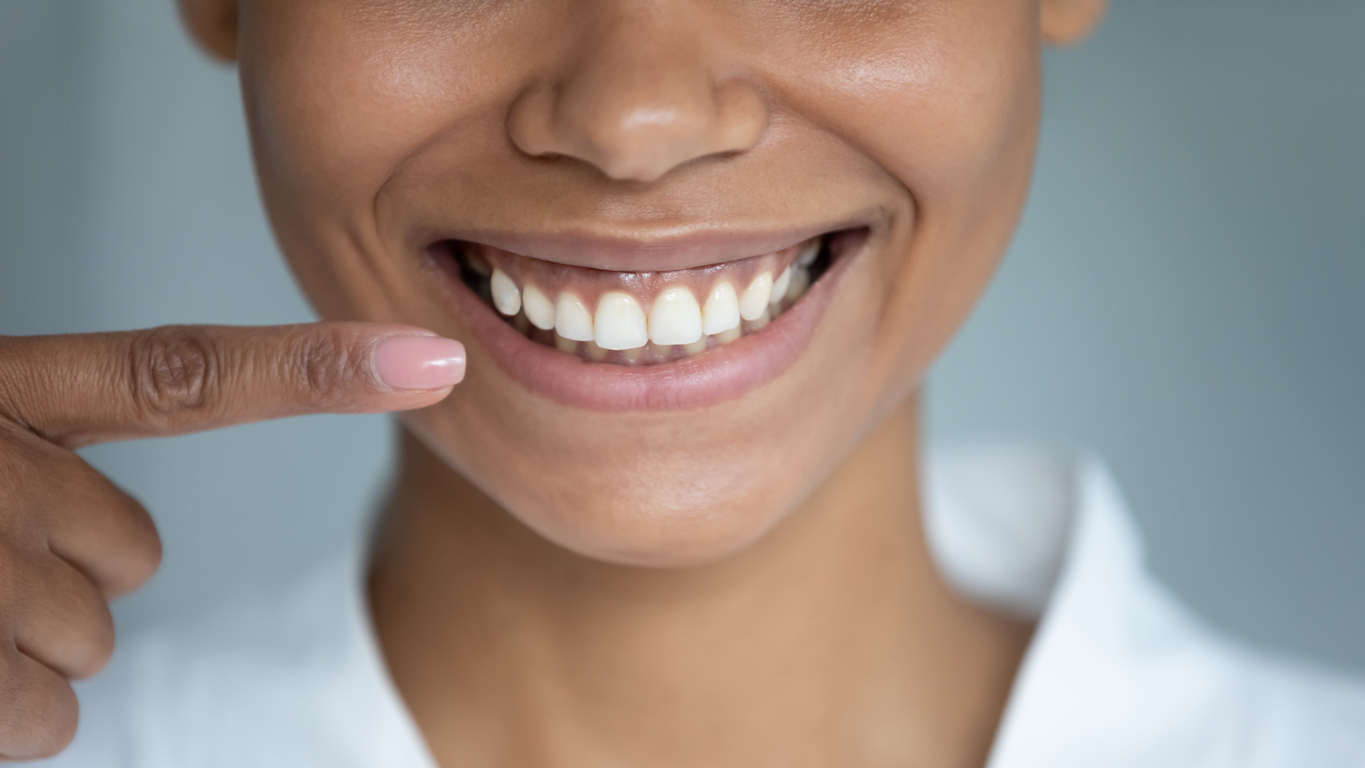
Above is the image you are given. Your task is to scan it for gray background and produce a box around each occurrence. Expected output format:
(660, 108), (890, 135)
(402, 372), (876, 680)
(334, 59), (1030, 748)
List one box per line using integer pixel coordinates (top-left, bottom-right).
(2, 2), (1362, 672)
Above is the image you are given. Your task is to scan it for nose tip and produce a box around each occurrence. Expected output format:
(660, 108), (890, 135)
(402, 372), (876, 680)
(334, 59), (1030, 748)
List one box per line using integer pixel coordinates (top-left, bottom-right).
(508, 46), (768, 183)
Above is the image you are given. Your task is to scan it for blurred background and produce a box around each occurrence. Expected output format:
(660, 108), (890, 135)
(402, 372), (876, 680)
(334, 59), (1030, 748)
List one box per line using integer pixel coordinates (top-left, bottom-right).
(2, 2), (1362, 671)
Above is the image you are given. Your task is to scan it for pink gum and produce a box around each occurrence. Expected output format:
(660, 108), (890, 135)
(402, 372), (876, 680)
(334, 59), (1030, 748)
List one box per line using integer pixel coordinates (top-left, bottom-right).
(470, 241), (809, 309)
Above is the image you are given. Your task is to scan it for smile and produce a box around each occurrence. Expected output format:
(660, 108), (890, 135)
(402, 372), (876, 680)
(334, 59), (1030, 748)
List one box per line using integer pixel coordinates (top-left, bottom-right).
(443, 233), (846, 366)
(427, 226), (869, 411)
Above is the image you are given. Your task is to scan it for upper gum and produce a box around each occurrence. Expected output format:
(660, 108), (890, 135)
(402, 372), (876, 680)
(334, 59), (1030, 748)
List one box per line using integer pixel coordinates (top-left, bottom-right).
(476, 242), (808, 309)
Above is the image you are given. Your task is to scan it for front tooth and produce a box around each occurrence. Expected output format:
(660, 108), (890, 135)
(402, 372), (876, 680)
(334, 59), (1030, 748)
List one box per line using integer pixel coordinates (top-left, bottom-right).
(491, 269), (521, 316)
(797, 240), (819, 267)
(594, 292), (648, 350)
(717, 327), (742, 345)
(739, 272), (773, 321)
(770, 266), (792, 306)
(522, 284), (556, 330)
(585, 340), (609, 361)
(703, 281), (741, 335)
(555, 292), (595, 341)
(683, 337), (709, 355)
(648, 286), (703, 345)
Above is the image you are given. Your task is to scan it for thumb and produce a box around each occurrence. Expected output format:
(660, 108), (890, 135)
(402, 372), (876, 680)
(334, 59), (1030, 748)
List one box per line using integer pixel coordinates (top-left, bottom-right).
(0, 322), (465, 448)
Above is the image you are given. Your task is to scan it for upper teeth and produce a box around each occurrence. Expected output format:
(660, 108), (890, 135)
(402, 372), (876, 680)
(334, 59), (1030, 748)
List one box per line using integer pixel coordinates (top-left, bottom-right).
(522, 283), (556, 331)
(738, 272), (773, 321)
(648, 287), (704, 346)
(554, 291), (595, 342)
(496, 272), (811, 352)
(770, 265), (793, 306)
(702, 282), (741, 335)
(594, 292), (649, 350)
(491, 269), (522, 317)
(476, 241), (821, 361)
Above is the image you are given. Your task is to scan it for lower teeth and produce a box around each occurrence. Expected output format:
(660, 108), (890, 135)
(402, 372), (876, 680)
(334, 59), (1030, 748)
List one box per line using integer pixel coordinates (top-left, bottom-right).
(454, 237), (834, 366)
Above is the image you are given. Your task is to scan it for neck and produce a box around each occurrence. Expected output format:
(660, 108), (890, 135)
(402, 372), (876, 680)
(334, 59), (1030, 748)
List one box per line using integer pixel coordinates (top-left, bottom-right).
(369, 395), (1030, 768)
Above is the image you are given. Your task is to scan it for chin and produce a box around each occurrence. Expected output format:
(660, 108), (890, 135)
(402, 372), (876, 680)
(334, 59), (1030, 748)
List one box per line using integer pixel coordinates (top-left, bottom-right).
(517, 490), (790, 569)
(405, 404), (814, 568)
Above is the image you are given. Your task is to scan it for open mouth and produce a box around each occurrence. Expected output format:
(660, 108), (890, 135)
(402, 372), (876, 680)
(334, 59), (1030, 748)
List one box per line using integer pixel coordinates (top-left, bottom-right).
(433, 229), (859, 367)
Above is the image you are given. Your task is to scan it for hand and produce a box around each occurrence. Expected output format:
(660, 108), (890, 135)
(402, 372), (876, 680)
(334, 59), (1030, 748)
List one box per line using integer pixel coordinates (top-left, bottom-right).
(0, 322), (465, 760)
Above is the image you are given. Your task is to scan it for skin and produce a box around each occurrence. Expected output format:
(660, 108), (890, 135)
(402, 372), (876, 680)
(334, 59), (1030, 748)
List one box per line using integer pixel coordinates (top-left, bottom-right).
(0, 324), (464, 759)
(0, 0), (1105, 763)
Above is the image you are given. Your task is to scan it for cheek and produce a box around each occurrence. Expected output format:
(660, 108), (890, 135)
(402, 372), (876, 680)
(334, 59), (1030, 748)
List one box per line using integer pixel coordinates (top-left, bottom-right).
(766, 3), (1042, 397)
(238, 3), (540, 323)
(758, 1), (1037, 189)
(239, 3), (519, 222)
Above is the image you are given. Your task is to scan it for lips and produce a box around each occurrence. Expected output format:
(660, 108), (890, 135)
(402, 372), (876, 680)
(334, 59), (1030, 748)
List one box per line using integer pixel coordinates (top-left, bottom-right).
(426, 228), (867, 411)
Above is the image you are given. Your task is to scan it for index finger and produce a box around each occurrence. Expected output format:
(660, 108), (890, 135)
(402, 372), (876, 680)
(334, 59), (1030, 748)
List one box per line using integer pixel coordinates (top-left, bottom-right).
(0, 322), (466, 447)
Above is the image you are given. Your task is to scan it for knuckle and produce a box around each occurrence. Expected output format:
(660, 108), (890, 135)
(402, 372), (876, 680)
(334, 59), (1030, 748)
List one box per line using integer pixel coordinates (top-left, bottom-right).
(93, 491), (162, 599)
(127, 326), (222, 421)
(118, 521), (163, 595)
(71, 603), (117, 680)
(0, 652), (78, 760)
(294, 329), (366, 406)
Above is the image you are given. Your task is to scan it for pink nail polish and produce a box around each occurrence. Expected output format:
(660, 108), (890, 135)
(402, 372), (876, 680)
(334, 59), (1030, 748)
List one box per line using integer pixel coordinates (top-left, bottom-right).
(373, 336), (466, 391)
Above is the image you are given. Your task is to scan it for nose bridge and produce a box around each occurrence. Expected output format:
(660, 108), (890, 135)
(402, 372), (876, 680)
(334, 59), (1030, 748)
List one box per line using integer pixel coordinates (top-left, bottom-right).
(507, 5), (767, 183)
(575, 17), (709, 140)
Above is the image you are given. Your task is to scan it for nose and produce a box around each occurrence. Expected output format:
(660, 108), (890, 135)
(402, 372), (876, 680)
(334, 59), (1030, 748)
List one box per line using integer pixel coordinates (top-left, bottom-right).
(507, 12), (768, 183)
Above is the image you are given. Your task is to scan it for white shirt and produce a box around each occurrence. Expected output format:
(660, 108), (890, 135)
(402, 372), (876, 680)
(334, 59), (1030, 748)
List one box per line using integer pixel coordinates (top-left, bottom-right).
(44, 445), (1365, 767)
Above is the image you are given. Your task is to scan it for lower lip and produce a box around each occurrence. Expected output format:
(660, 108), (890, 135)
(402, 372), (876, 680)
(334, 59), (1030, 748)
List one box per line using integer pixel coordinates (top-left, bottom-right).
(427, 242), (862, 412)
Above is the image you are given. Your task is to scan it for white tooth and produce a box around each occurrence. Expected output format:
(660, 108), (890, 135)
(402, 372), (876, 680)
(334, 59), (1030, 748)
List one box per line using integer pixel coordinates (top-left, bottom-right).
(621, 346), (643, 364)
(647, 286), (703, 345)
(585, 340), (609, 361)
(739, 272), (773, 321)
(555, 292), (595, 341)
(702, 281), (741, 335)
(491, 269), (522, 316)
(594, 291), (648, 350)
(683, 337), (709, 355)
(797, 240), (819, 267)
(717, 327), (742, 345)
(746, 308), (771, 331)
(555, 333), (579, 354)
(522, 284), (556, 330)
(770, 266), (792, 306)
(786, 266), (810, 302)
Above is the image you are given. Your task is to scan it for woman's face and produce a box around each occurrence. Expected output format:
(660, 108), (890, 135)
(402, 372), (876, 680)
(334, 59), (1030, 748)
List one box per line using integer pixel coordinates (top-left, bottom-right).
(231, 0), (1043, 566)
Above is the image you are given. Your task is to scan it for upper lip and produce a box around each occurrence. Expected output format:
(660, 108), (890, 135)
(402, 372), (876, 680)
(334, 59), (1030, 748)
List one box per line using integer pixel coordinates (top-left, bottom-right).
(425, 214), (880, 273)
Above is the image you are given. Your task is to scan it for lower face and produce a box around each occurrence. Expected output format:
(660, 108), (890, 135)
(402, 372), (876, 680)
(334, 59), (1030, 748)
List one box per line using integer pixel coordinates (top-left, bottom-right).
(237, 0), (1043, 566)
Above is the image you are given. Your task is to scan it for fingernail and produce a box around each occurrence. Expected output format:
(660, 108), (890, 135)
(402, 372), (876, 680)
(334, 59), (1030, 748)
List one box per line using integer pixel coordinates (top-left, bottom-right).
(373, 336), (466, 391)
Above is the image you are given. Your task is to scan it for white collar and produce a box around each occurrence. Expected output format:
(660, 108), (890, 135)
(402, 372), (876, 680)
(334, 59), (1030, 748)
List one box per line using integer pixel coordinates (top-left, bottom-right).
(927, 443), (1365, 768)
(60, 444), (1365, 767)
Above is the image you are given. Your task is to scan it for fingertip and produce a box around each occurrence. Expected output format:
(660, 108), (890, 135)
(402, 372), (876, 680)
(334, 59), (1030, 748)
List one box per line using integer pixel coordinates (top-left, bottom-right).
(373, 335), (466, 392)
